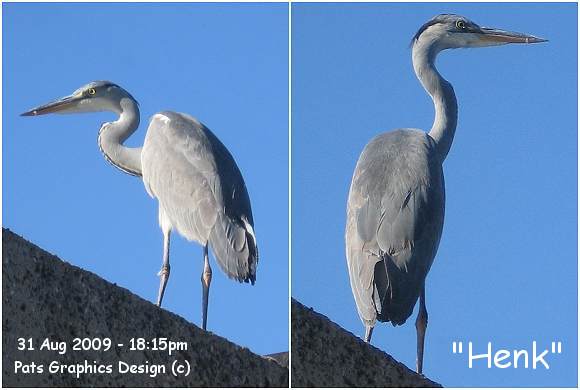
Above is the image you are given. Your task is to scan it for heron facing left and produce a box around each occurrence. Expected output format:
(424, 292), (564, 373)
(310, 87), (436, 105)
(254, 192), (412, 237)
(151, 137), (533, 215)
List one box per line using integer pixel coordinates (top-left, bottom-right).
(21, 81), (258, 331)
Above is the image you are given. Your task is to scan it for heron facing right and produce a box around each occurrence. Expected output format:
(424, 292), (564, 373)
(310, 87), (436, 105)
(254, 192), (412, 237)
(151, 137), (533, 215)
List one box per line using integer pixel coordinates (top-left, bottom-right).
(345, 14), (546, 374)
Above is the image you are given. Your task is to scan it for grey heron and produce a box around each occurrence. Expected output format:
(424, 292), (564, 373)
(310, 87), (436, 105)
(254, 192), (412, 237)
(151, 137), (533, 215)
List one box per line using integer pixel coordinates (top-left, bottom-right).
(345, 14), (545, 374)
(21, 81), (258, 331)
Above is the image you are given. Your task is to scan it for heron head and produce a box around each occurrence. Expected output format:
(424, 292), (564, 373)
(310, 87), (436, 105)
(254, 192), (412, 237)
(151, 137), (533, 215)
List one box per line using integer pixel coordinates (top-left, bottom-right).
(412, 14), (547, 52)
(21, 81), (137, 117)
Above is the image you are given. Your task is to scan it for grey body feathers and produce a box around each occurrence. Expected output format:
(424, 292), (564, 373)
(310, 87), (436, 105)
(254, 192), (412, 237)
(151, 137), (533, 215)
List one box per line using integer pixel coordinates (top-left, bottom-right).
(346, 129), (444, 326)
(142, 111), (257, 284)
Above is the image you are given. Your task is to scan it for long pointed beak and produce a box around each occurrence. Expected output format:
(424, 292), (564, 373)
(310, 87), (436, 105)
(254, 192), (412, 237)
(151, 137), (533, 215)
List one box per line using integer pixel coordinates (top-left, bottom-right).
(478, 27), (547, 45)
(20, 94), (82, 116)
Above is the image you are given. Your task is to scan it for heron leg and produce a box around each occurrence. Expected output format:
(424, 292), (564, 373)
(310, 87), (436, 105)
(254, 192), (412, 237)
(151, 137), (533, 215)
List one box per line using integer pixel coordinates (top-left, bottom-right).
(415, 287), (428, 374)
(364, 325), (374, 343)
(201, 243), (212, 331)
(156, 229), (171, 307)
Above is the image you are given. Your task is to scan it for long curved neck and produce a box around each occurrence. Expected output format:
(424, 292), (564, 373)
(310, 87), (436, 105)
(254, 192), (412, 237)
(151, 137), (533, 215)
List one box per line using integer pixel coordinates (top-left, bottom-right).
(98, 98), (143, 177)
(412, 41), (458, 162)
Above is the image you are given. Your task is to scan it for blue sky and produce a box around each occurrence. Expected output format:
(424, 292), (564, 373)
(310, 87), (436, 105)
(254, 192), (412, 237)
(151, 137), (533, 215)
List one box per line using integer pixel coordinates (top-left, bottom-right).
(292, 3), (577, 387)
(3, 3), (288, 355)
(3, 2), (578, 387)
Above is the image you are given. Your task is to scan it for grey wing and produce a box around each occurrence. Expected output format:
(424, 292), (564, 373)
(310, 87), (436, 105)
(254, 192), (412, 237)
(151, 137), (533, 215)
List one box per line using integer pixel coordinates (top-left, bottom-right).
(346, 130), (444, 326)
(202, 116), (258, 284)
(142, 112), (257, 284)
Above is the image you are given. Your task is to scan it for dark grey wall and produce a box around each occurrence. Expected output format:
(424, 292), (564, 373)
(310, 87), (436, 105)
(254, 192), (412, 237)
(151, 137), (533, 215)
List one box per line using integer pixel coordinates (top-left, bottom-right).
(2, 229), (288, 387)
(291, 299), (441, 387)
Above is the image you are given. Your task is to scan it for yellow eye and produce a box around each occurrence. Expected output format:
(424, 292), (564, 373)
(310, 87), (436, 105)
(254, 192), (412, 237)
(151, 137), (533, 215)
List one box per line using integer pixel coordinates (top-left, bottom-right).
(456, 20), (466, 29)
(87, 88), (96, 95)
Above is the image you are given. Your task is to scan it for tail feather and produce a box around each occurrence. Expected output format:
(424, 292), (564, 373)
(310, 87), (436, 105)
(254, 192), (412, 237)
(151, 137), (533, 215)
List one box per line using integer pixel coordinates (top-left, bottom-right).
(373, 253), (424, 325)
(209, 213), (258, 284)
